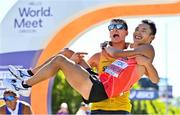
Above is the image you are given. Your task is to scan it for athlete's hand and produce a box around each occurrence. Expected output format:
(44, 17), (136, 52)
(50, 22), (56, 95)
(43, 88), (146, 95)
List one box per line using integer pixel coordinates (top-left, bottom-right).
(104, 45), (121, 58)
(100, 41), (111, 49)
(59, 48), (75, 58)
(70, 52), (88, 64)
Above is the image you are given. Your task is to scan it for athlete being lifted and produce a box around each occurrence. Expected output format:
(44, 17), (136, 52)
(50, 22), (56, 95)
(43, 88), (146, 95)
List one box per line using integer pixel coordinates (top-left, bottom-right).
(5, 19), (159, 103)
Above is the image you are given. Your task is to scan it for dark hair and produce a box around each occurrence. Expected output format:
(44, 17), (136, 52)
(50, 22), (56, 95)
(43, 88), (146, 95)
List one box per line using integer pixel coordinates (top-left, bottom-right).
(142, 19), (156, 35)
(3, 90), (17, 97)
(110, 19), (128, 30)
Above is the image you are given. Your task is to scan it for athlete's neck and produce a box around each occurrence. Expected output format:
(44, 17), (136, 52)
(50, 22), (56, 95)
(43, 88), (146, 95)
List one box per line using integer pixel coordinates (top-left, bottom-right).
(8, 102), (17, 110)
(111, 41), (126, 50)
(131, 43), (148, 48)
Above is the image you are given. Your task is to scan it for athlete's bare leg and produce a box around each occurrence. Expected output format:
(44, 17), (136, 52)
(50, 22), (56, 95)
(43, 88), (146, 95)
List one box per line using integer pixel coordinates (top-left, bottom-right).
(25, 54), (93, 100)
(31, 48), (74, 74)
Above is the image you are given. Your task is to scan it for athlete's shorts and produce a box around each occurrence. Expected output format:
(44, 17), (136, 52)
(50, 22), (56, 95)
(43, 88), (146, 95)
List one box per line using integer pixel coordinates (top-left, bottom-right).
(82, 68), (108, 104)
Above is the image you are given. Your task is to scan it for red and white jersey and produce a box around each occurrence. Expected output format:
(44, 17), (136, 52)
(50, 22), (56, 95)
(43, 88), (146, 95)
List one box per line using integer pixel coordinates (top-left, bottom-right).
(99, 58), (140, 98)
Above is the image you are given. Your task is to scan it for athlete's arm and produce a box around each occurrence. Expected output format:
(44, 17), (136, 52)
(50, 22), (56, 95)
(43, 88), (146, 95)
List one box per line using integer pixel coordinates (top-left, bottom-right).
(134, 45), (159, 83)
(104, 46), (136, 58)
(23, 104), (33, 114)
(104, 44), (154, 60)
(105, 44), (159, 83)
(0, 106), (6, 114)
(87, 52), (100, 69)
(136, 55), (160, 83)
(70, 52), (91, 69)
(70, 52), (99, 75)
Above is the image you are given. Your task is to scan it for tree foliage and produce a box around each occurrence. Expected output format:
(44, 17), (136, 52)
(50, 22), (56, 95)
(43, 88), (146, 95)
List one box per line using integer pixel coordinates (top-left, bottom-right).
(51, 71), (82, 114)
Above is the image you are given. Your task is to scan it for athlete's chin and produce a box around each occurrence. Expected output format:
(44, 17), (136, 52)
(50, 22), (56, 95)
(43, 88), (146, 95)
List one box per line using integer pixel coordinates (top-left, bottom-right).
(133, 39), (141, 42)
(111, 38), (123, 43)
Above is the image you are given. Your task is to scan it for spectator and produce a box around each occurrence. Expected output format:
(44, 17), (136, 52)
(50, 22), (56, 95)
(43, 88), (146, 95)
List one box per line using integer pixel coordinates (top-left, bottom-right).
(56, 102), (69, 115)
(0, 90), (33, 114)
(76, 102), (90, 115)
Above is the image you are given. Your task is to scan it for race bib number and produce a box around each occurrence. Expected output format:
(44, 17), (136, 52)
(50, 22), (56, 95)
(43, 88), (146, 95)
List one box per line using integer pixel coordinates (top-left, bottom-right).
(104, 60), (128, 77)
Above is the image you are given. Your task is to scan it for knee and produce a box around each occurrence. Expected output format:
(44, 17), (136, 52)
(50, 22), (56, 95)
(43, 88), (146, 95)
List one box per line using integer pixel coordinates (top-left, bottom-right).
(51, 54), (67, 66)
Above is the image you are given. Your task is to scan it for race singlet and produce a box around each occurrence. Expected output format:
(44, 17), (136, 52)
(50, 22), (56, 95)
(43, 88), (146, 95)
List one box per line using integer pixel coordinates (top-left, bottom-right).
(90, 52), (131, 112)
(100, 58), (139, 98)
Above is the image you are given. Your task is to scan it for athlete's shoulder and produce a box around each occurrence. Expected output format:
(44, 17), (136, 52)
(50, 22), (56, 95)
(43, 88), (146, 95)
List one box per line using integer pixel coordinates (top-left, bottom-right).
(140, 44), (153, 48)
(137, 44), (155, 60)
(19, 100), (30, 106)
(20, 101), (33, 114)
(0, 105), (6, 114)
(88, 52), (101, 62)
(91, 52), (101, 57)
(135, 44), (154, 52)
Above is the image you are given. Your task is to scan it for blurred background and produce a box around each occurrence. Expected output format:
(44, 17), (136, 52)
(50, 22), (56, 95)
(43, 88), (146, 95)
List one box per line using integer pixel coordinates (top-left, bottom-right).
(0, 0), (180, 114)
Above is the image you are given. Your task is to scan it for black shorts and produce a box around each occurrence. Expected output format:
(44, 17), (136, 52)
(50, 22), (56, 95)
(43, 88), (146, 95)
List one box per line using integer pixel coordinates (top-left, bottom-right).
(82, 68), (108, 104)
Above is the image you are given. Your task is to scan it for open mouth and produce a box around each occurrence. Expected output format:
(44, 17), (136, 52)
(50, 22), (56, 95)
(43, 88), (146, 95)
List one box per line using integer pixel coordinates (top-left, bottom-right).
(134, 35), (142, 40)
(113, 34), (119, 38)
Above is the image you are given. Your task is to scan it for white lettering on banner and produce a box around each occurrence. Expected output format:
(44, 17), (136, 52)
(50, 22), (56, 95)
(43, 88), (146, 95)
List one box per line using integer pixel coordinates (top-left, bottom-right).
(130, 91), (136, 99)
(105, 60), (128, 77)
(130, 90), (159, 100)
(136, 91), (154, 99)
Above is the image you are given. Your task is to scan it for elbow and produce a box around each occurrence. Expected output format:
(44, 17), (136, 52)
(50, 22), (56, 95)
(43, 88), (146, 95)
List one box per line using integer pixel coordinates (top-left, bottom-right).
(152, 77), (160, 84)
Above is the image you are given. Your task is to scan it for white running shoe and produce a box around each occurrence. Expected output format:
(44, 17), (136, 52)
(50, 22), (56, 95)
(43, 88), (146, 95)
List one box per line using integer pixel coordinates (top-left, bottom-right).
(3, 78), (31, 97)
(8, 65), (31, 81)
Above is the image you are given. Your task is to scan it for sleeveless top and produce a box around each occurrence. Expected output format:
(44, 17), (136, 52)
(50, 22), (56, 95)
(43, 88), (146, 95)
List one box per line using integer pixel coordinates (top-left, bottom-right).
(6, 101), (23, 114)
(100, 58), (140, 98)
(90, 52), (131, 112)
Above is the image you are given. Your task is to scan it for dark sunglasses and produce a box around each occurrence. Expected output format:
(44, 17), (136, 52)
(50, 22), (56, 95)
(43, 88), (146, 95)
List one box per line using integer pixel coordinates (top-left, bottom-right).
(108, 24), (127, 31)
(3, 95), (15, 101)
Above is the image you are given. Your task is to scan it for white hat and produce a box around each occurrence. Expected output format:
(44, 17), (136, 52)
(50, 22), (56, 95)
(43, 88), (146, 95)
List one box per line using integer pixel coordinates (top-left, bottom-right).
(61, 102), (68, 108)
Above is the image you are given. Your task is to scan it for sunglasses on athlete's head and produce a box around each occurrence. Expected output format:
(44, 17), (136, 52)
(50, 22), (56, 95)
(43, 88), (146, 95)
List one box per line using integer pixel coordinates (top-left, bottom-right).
(108, 24), (127, 31)
(3, 95), (15, 101)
